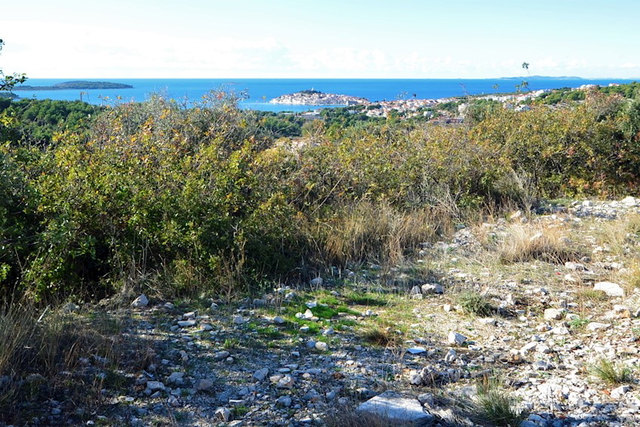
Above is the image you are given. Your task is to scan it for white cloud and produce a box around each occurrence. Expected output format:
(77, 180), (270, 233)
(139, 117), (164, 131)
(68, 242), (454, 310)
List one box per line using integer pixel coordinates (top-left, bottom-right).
(1, 20), (291, 77)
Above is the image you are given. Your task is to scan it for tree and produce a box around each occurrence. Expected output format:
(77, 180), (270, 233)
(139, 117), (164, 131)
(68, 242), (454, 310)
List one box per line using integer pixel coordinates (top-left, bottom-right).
(517, 61), (531, 93)
(0, 39), (27, 92)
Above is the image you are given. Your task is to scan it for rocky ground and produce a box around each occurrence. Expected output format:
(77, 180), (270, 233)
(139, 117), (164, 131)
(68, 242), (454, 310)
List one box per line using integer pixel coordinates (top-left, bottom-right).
(5, 197), (640, 427)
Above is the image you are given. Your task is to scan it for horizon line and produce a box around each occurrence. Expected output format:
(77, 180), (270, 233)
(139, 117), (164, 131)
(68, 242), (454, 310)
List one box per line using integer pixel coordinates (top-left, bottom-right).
(21, 75), (640, 81)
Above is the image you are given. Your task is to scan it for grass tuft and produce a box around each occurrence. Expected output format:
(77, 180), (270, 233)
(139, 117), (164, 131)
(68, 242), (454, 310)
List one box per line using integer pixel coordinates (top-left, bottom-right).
(590, 358), (634, 385)
(499, 224), (581, 264)
(0, 301), (139, 424)
(324, 406), (410, 427)
(457, 291), (494, 317)
(362, 327), (400, 347)
(471, 375), (527, 427)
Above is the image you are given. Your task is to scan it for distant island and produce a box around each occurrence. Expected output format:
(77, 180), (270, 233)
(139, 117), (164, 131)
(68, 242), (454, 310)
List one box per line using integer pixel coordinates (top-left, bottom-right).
(14, 81), (134, 91)
(270, 89), (369, 106)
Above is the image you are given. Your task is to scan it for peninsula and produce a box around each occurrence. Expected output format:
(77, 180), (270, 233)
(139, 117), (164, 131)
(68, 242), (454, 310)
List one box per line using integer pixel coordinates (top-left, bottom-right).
(14, 81), (134, 91)
(270, 89), (368, 106)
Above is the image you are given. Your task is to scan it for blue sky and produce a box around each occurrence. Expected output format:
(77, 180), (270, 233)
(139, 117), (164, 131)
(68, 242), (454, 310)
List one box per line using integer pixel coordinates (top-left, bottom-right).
(2, 0), (639, 79)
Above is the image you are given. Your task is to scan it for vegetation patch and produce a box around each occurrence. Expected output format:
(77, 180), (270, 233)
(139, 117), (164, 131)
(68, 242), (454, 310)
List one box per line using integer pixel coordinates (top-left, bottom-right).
(457, 291), (494, 317)
(471, 375), (527, 427)
(590, 358), (634, 385)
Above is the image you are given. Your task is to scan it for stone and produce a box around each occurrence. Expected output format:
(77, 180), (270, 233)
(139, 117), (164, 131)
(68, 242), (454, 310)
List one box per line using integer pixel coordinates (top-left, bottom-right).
(594, 282), (625, 297)
(444, 349), (457, 363)
(321, 327), (335, 336)
(448, 331), (467, 345)
(196, 378), (214, 391)
(533, 360), (554, 371)
(167, 395), (180, 407)
(215, 407), (231, 422)
(409, 285), (422, 299)
(232, 315), (245, 324)
(276, 375), (294, 389)
(146, 381), (165, 391)
(565, 262), (587, 271)
(315, 341), (329, 352)
(253, 368), (269, 382)
(310, 277), (323, 286)
(544, 308), (565, 321)
(422, 283), (444, 294)
(214, 351), (230, 361)
(611, 385), (631, 399)
(177, 320), (197, 327)
(131, 294), (149, 308)
(166, 372), (184, 385)
(586, 322), (611, 331)
(62, 302), (80, 313)
(357, 390), (434, 423)
(273, 316), (286, 324)
(302, 389), (322, 402)
(276, 395), (292, 407)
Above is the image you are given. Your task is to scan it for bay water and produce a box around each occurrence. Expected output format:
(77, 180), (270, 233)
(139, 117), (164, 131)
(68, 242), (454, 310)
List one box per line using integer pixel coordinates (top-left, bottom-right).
(12, 77), (637, 112)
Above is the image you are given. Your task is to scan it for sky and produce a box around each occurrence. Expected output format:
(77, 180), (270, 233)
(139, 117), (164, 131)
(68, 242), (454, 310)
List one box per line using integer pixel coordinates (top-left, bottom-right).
(1, 0), (639, 79)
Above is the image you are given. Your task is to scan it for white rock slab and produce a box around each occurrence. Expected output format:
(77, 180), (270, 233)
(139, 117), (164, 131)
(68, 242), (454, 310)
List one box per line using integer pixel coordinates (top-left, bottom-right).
(357, 390), (434, 423)
(594, 282), (625, 297)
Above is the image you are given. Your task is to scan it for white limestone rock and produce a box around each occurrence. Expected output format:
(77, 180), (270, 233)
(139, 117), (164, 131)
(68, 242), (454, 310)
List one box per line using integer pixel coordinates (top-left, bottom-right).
(131, 294), (149, 308)
(357, 390), (434, 423)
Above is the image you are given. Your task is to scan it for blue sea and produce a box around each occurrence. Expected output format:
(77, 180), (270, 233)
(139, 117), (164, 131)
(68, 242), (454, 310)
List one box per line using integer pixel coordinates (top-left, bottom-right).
(12, 78), (638, 112)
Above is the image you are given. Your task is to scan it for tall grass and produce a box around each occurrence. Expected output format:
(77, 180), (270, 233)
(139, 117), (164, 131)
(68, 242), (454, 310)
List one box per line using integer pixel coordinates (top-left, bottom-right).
(471, 375), (527, 426)
(0, 302), (128, 423)
(316, 200), (450, 268)
(499, 224), (582, 264)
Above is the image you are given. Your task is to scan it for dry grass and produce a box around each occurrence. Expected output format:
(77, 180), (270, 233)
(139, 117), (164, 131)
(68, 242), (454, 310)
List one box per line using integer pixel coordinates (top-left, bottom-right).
(590, 358), (635, 386)
(319, 201), (451, 267)
(499, 223), (582, 264)
(0, 302), (133, 423)
(363, 327), (402, 347)
(324, 405), (420, 427)
(471, 375), (527, 427)
(593, 213), (640, 258)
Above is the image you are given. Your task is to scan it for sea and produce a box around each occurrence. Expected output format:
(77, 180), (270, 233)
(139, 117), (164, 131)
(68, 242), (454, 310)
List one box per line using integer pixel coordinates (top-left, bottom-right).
(11, 78), (638, 112)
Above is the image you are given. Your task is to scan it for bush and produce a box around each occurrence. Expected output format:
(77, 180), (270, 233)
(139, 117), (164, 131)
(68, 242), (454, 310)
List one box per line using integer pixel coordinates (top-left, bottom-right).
(4, 86), (640, 303)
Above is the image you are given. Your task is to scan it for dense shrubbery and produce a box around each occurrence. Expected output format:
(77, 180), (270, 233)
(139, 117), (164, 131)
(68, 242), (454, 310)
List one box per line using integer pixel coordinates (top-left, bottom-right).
(2, 85), (640, 302)
(0, 99), (101, 145)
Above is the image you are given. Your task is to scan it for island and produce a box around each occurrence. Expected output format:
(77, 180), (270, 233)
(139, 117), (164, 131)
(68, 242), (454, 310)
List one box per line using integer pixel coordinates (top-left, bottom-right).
(13, 81), (134, 91)
(270, 89), (368, 106)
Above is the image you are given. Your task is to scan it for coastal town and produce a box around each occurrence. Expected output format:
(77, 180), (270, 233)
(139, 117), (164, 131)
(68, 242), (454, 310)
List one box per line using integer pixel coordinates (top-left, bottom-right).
(272, 84), (616, 121)
(270, 89), (369, 106)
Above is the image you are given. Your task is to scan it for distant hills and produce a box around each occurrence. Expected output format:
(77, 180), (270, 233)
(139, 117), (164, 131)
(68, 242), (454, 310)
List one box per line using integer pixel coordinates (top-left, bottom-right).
(14, 81), (133, 91)
(498, 75), (584, 81)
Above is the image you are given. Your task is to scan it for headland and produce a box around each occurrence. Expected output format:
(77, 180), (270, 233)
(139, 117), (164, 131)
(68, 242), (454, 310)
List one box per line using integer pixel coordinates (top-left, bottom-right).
(270, 89), (368, 106)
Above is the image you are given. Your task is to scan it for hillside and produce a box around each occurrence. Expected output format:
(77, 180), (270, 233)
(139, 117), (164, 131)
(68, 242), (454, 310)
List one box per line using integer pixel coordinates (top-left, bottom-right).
(2, 83), (640, 426)
(13, 80), (133, 90)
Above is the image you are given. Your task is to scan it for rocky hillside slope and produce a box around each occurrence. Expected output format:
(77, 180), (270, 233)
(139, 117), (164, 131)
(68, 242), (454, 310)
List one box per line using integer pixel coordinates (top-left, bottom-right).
(4, 197), (640, 426)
